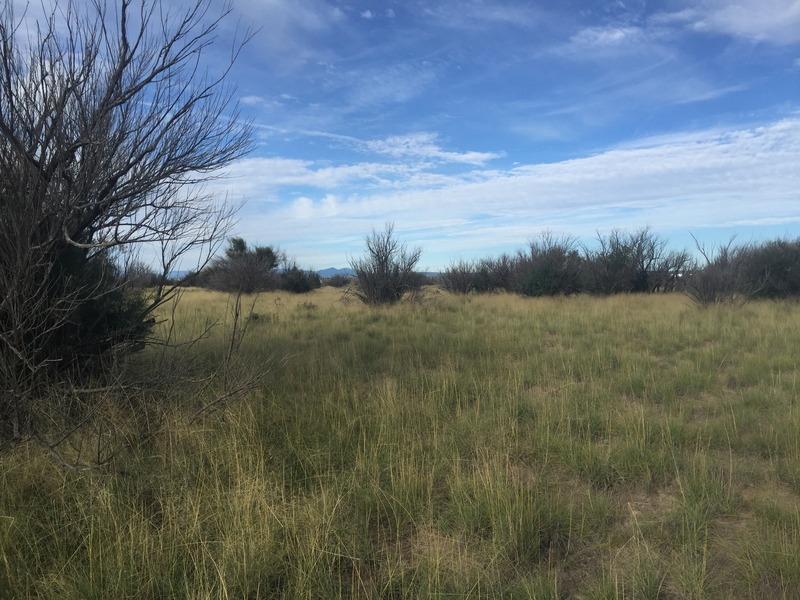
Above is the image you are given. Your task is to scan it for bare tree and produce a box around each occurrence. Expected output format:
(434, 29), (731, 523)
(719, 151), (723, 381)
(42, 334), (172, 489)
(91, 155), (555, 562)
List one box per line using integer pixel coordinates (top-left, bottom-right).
(684, 236), (761, 306)
(440, 259), (479, 294)
(0, 0), (252, 443)
(348, 223), (423, 304)
(476, 254), (516, 292)
(582, 228), (690, 294)
(626, 228), (691, 293)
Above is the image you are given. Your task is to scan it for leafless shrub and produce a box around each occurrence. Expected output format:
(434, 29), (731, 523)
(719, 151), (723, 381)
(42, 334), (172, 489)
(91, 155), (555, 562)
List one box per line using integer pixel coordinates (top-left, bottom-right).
(582, 228), (690, 294)
(684, 236), (761, 306)
(440, 259), (479, 294)
(347, 223), (423, 305)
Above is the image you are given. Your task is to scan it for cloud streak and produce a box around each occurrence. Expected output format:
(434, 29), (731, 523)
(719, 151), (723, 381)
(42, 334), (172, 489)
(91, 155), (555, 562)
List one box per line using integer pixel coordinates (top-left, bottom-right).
(363, 133), (502, 165)
(666, 0), (800, 45)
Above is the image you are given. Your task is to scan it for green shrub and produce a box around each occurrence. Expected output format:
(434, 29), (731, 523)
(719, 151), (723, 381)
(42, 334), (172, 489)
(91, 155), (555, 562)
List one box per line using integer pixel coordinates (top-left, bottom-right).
(325, 274), (352, 288)
(280, 266), (321, 294)
(743, 238), (800, 299)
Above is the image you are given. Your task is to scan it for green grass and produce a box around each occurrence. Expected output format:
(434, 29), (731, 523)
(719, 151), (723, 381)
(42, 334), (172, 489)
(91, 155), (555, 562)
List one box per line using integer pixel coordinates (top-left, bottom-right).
(2, 288), (800, 598)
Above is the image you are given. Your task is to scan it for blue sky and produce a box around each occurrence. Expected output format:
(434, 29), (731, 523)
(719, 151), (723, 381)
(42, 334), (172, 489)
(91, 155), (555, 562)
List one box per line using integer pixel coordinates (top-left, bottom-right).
(207, 0), (800, 270)
(36, 0), (800, 269)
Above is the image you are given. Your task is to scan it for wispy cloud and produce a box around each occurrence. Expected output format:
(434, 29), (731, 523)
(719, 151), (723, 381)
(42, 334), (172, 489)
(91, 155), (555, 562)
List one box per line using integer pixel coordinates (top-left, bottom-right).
(216, 157), (419, 201)
(568, 25), (648, 50)
(654, 1), (800, 44)
(421, 1), (541, 31)
(363, 133), (501, 165)
(536, 22), (749, 127)
(334, 62), (439, 111)
(229, 0), (346, 68)
(243, 127), (499, 167)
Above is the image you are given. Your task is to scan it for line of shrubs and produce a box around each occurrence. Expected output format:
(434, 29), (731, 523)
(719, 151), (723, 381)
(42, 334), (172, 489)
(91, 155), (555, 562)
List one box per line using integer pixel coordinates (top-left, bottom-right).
(140, 229), (800, 305)
(438, 230), (800, 304)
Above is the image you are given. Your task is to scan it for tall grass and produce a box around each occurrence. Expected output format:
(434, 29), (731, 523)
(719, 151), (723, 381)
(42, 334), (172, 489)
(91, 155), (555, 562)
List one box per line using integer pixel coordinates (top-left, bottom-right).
(2, 288), (800, 598)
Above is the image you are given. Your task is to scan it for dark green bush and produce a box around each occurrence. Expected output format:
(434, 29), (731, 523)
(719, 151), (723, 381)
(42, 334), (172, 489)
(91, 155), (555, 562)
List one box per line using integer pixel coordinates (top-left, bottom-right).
(325, 274), (352, 288)
(280, 266), (321, 294)
(201, 238), (282, 293)
(516, 233), (582, 297)
(743, 238), (800, 299)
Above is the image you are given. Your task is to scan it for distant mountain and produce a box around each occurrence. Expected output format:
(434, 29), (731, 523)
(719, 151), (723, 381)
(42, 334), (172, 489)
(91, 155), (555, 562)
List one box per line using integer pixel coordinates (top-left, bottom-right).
(317, 267), (355, 278)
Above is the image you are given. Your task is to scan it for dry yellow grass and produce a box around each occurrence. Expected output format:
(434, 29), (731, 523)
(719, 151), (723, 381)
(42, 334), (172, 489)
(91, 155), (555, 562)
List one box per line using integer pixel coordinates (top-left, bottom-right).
(2, 289), (800, 598)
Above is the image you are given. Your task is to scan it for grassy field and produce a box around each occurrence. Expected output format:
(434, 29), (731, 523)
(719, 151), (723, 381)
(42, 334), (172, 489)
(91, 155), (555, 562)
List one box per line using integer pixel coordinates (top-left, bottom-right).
(2, 287), (800, 598)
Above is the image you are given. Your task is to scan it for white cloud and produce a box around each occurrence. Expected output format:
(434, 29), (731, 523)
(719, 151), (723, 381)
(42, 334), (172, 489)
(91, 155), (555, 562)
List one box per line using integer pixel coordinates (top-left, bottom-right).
(292, 194), (339, 219)
(240, 95), (267, 106)
(360, 10), (374, 20)
(291, 196), (315, 219)
(554, 22), (672, 63)
(657, 1), (800, 44)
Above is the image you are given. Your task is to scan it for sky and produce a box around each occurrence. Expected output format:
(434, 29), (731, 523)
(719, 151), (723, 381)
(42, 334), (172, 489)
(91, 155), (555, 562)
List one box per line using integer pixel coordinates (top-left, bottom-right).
(19, 0), (800, 270)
